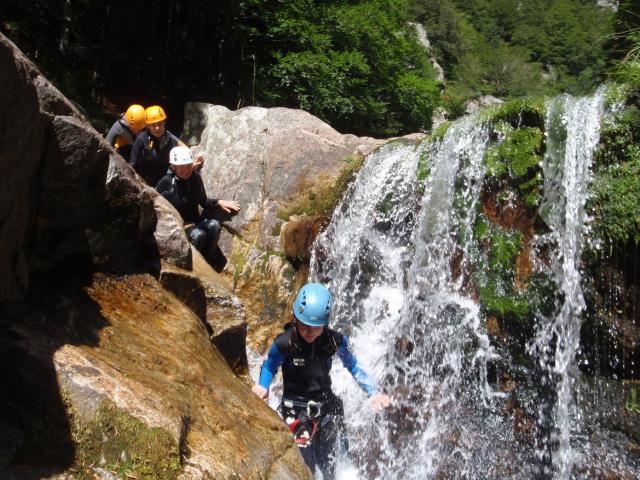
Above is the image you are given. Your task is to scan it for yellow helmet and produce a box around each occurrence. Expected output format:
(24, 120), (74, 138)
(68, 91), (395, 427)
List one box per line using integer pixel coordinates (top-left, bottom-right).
(145, 105), (167, 125)
(124, 104), (146, 131)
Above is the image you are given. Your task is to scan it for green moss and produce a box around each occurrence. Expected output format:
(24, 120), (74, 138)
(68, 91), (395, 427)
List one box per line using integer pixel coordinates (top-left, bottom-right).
(271, 223), (282, 237)
(603, 82), (632, 110)
(67, 399), (181, 479)
(427, 121), (452, 143)
(594, 105), (640, 166)
(484, 125), (544, 210)
(589, 104), (640, 245)
(477, 280), (530, 319)
(277, 153), (364, 220)
(472, 215), (557, 335)
(589, 150), (640, 244)
(473, 218), (527, 320)
(480, 96), (546, 129)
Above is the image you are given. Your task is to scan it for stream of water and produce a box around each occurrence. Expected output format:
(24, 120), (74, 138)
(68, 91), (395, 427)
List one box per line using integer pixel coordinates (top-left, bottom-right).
(301, 88), (635, 479)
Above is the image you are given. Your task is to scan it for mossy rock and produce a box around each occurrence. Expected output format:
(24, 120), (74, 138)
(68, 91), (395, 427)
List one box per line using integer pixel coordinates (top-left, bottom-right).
(589, 104), (640, 245)
(473, 217), (555, 339)
(66, 399), (181, 479)
(484, 124), (544, 211)
(277, 153), (364, 220)
(426, 121), (452, 144)
(480, 96), (546, 130)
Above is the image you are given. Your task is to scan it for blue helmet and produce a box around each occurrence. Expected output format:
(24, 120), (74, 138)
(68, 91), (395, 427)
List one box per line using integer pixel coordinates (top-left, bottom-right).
(293, 283), (332, 327)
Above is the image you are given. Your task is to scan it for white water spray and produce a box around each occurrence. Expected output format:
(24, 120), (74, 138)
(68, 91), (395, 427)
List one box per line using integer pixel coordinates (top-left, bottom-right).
(530, 88), (606, 478)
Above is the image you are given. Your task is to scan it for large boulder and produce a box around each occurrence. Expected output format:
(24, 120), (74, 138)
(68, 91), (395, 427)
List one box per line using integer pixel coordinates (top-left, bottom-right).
(0, 32), (311, 478)
(0, 273), (310, 479)
(0, 32), (155, 303)
(183, 103), (384, 251)
(182, 104), (385, 351)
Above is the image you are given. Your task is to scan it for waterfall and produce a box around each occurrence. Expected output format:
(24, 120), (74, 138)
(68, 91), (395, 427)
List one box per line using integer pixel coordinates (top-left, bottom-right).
(312, 116), (516, 479)
(304, 88), (627, 479)
(529, 88), (606, 478)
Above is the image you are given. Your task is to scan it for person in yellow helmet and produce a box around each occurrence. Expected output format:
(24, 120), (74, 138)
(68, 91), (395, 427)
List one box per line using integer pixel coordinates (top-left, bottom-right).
(129, 105), (204, 187)
(105, 104), (146, 161)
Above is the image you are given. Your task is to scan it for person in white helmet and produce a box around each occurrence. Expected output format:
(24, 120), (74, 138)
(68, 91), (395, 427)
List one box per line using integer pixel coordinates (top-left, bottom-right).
(156, 146), (240, 272)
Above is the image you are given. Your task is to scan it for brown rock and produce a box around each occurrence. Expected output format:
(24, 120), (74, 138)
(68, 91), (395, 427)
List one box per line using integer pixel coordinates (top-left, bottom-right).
(280, 215), (330, 260)
(1, 273), (311, 479)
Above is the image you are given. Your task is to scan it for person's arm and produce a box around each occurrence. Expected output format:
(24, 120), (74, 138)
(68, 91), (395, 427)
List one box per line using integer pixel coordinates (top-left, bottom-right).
(128, 135), (144, 169)
(337, 334), (391, 411)
(252, 341), (286, 401)
(105, 121), (121, 146)
(336, 335), (378, 396)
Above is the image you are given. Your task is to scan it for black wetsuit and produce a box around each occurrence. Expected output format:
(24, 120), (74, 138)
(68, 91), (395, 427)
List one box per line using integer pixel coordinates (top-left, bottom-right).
(259, 324), (377, 478)
(156, 171), (232, 272)
(129, 129), (180, 187)
(105, 115), (138, 161)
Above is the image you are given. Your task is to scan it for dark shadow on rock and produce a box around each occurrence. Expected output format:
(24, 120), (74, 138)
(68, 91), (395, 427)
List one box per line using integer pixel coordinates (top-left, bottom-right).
(0, 261), (110, 478)
(181, 103), (208, 146)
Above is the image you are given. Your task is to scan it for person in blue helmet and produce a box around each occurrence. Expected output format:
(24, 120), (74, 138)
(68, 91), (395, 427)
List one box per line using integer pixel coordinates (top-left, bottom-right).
(252, 283), (390, 478)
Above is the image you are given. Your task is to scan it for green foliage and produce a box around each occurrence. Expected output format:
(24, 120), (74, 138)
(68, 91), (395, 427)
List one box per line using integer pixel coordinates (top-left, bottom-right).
(484, 122), (544, 209)
(67, 400), (181, 479)
(260, 0), (441, 136)
(411, 0), (614, 115)
(0, 0), (440, 138)
(625, 385), (640, 415)
(589, 105), (640, 245)
(607, 0), (640, 88)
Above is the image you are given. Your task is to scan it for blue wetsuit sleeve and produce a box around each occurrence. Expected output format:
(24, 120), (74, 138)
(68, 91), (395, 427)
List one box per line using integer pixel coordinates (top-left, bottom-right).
(337, 335), (378, 396)
(258, 342), (286, 390)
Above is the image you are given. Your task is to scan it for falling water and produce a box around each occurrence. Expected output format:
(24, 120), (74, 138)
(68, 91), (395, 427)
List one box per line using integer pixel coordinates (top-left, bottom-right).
(284, 87), (636, 479)
(312, 116), (517, 479)
(529, 88), (606, 478)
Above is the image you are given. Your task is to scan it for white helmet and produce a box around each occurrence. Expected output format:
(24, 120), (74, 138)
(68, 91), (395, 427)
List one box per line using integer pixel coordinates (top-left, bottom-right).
(169, 146), (194, 166)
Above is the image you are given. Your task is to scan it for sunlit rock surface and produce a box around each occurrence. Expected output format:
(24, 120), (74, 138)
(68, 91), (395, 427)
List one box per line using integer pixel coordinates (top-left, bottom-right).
(1, 274), (311, 479)
(183, 103), (383, 251)
(0, 32), (311, 478)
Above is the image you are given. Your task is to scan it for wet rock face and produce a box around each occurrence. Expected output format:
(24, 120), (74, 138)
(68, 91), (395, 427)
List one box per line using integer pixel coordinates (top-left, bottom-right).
(281, 215), (330, 261)
(0, 33), (155, 303)
(0, 273), (311, 479)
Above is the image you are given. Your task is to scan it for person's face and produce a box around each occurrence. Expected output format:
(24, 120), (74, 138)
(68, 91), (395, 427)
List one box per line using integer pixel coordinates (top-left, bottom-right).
(295, 320), (324, 343)
(148, 120), (166, 138)
(173, 164), (193, 180)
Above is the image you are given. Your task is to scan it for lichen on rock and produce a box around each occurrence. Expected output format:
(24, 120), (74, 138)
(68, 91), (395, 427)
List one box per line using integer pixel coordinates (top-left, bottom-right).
(65, 398), (182, 480)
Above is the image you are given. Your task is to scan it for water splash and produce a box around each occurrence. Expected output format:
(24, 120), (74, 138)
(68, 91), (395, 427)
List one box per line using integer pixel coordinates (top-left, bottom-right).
(312, 117), (510, 479)
(529, 87), (607, 478)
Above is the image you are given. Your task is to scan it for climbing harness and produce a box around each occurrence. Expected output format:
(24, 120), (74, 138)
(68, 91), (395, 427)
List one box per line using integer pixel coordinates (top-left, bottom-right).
(281, 399), (323, 448)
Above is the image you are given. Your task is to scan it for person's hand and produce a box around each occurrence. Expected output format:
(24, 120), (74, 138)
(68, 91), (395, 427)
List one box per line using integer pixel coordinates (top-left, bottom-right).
(252, 385), (269, 401)
(369, 393), (390, 412)
(218, 199), (240, 213)
(193, 154), (205, 171)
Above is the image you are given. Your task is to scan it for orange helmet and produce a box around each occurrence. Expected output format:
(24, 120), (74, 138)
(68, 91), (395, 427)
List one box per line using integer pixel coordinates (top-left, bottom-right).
(124, 104), (146, 131)
(145, 105), (167, 125)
